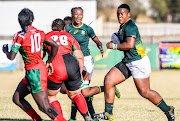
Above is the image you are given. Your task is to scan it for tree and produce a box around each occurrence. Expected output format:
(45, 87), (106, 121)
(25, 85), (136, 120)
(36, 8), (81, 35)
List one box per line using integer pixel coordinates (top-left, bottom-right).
(149, 0), (169, 22)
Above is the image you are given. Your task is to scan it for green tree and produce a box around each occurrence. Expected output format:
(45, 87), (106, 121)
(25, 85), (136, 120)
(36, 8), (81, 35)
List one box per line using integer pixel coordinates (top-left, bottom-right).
(165, 0), (180, 22)
(150, 0), (169, 22)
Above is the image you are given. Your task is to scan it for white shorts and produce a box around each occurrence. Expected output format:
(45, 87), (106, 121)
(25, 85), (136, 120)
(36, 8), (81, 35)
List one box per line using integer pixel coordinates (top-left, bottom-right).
(83, 55), (94, 80)
(126, 56), (151, 79)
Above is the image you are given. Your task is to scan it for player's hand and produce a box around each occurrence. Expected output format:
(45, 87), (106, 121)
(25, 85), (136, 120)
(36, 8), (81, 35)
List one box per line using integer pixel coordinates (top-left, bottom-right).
(46, 62), (53, 75)
(2, 44), (8, 53)
(106, 42), (114, 49)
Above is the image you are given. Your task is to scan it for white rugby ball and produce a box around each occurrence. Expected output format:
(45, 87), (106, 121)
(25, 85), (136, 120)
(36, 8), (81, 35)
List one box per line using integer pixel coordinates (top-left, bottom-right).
(111, 33), (120, 44)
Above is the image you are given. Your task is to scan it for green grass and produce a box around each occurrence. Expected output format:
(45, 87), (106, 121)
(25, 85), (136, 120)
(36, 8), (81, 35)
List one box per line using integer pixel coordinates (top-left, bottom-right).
(0, 70), (179, 121)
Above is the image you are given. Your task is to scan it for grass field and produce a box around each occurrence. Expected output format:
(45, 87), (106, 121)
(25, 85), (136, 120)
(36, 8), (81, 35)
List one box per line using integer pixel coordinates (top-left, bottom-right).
(0, 70), (179, 121)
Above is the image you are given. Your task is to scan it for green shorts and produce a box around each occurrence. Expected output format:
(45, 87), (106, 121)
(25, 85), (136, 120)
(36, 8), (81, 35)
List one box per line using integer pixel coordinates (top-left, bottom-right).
(26, 68), (48, 93)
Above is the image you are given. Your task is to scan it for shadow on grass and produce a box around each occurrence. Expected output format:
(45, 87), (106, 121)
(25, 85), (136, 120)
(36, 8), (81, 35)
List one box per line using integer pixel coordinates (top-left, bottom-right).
(0, 119), (51, 121)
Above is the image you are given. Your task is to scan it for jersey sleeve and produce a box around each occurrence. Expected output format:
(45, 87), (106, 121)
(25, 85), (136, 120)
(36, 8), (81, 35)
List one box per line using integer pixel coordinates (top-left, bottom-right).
(11, 32), (23, 53)
(125, 24), (137, 37)
(87, 26), (96, 38)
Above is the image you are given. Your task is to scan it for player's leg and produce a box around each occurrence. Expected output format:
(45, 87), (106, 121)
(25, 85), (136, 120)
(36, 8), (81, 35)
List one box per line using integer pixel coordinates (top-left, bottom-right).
(94, 62), (131, 120)
(12, 77), (42, 121)
(63, 53), (92, 121)
(134, 77), (175, 120)
(47, 79), (65, 120)
(130, 56), (174, 121)
(26, 69), (66, 121)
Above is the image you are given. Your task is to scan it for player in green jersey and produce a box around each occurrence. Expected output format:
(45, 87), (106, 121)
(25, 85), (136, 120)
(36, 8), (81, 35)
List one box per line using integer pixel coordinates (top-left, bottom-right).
(94, 4), (175, 121)
(66, 7), (120, 121)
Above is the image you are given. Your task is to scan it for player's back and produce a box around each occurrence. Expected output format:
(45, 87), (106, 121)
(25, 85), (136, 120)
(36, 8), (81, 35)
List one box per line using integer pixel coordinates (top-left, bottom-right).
(13, 25), (46, 70)
(46, 30), (79, 55)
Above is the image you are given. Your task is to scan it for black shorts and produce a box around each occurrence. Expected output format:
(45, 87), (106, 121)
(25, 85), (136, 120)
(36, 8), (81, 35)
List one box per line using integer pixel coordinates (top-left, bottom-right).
(47, 53), (81, 91)
(63, 53), (81, 91)
(47, 79), (63, 90)
(114, 61), (132, 79)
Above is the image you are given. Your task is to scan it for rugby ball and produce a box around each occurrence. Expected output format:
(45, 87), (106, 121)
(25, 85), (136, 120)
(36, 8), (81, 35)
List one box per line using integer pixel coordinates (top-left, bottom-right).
(111, 33), (120, 44)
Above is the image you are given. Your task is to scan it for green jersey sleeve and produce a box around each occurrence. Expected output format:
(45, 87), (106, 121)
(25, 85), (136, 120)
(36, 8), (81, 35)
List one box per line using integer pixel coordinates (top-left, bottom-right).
(125, 24), (137, 37)
(87, 26), (95, 38)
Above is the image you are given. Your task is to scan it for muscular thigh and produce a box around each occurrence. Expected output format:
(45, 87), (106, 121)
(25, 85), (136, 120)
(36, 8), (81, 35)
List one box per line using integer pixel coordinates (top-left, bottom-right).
(105, 67), (126, 86)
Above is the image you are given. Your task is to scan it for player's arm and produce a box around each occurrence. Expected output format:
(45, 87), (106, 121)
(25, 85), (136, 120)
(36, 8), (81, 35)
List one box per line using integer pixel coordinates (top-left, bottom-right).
(71, 36), (84, 74)
(107, 26), (137, 50)
(2, 44), (17, 60)
(106, 36), (136, 50)
(92, 36), (104, 55)
(44, 40), (58, 75)
(3, 33), (23, 60)
(73, 50), (84, 74)
(88, 26), (104, 55)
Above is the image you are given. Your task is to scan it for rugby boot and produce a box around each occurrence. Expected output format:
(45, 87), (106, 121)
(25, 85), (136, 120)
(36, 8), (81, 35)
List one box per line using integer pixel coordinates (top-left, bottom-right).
(165, 106), (175, 121)
(94, 112), (113, 120)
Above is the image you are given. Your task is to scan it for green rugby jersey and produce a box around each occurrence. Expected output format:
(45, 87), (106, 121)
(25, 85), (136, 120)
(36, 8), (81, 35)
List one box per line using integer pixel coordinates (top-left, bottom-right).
(65, 23), (95, 56)
(117, 19), (146, 63)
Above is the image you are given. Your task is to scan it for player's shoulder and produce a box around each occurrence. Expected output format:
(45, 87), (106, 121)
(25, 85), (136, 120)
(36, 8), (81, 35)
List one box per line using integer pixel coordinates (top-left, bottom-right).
(126, 20), (137, 29)
(13, 30), (25, 39)
(82, 23), (91, 29)
(46, 30), (54, 36)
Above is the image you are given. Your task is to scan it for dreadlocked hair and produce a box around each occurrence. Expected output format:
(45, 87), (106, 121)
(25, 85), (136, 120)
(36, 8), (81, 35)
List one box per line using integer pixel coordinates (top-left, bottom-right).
(51, 18), (65, 31)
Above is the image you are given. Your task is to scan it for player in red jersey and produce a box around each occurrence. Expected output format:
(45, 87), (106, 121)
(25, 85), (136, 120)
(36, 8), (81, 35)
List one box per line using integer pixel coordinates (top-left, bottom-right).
(2, 8), (66, 121)
(45, 18), (92, 121)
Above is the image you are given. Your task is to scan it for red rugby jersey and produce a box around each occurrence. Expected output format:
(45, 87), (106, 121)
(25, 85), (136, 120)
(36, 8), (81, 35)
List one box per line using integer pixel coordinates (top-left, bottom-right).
(45, 30), (81, 55)
(45, 30), (81, 83)
(11, 25), (50, 70)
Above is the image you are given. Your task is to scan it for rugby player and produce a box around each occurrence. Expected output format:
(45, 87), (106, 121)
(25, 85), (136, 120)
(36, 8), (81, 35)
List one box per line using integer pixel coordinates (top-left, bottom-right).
(66, 7), (120, 121)
(45, 18), (92, 121)
(2, 8), (65, 121)
(94, 4), (175, 121)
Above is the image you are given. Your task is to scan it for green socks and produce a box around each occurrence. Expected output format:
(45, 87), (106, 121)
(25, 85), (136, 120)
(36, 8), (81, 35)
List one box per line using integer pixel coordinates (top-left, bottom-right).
(105, 102), (114, 114)
(85, 96), (95, 118)
(98, 86), (104, 93)
(156, 99), (170, 112)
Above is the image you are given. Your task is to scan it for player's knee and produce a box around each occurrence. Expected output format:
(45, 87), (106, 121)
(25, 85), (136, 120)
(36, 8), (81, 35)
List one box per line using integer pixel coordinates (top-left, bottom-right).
(12, 92), (19, 105)
(139, 88), (150, 98)
(104, 75), (113, 86)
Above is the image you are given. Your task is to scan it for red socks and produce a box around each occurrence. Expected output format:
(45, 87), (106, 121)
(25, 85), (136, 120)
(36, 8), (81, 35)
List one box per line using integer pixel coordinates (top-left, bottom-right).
(73, 94), (88, 114)
(50, 100), (63, 115)
(26, 108), (42, 121)
(54, 115), (67, 121)
(51, 100), (67, 121)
